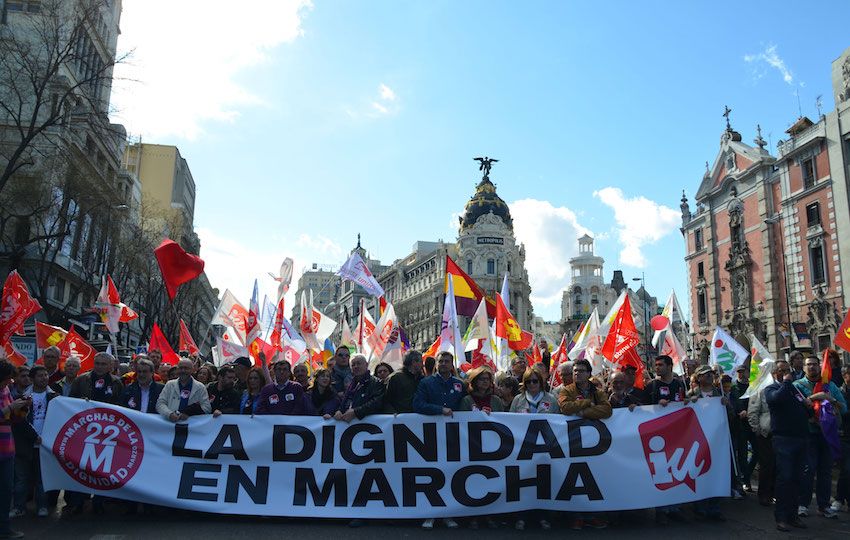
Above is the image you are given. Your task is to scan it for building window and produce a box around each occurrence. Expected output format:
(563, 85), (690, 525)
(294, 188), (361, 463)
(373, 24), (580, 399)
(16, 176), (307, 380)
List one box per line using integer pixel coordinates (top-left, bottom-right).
(801, 157), (816, 189)
(697, 261), (704, 279)
(694, 228), (703, 251)
(487, 259), (495, 275)
(49, 275), (65, 303)
(697, 290), (707, 324)
(507, 262), (511, 273)
(810, 242), (827, 285)
(806, 202), (820, 227)
(466, 260), (472, 275)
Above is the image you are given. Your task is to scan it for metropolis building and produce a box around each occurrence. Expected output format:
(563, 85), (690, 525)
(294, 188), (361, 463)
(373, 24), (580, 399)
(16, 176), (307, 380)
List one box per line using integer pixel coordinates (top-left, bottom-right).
(296, 164), (534, 350)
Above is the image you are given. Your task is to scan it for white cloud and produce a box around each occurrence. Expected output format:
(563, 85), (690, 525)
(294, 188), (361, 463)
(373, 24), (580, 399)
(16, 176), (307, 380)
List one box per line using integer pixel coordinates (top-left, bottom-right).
(110, 0), (312, 140)
(371, 102), (389, 114)
(509, 199), (591, 313)
(593, 187), (679, 268)
(743, 44), (795, 85)
(197, 227), (343, 318)
(379, 84), (396, 101)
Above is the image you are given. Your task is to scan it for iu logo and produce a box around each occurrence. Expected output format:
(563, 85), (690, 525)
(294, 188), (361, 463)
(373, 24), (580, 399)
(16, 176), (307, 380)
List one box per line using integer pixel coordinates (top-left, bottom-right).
(53, 408), (144, 490)
(638, 407), (711, 492)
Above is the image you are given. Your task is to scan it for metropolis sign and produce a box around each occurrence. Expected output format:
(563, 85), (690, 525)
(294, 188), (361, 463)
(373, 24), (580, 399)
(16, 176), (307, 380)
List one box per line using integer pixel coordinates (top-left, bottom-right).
(476, 237), (504, 245)
(41, 397), (730, 518)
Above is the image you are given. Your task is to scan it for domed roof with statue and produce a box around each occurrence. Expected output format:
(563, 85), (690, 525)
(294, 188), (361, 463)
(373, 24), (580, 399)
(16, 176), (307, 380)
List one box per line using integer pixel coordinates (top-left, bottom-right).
(459, 156), (513, 232)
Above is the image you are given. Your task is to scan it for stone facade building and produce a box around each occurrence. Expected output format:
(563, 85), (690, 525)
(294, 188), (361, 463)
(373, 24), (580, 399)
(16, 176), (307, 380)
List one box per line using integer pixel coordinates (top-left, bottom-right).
(682, 46), (850, 358)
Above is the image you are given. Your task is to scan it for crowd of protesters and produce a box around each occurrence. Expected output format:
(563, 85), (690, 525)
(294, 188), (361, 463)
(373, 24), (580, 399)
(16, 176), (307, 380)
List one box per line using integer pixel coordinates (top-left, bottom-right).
(0, 343), (848, 537)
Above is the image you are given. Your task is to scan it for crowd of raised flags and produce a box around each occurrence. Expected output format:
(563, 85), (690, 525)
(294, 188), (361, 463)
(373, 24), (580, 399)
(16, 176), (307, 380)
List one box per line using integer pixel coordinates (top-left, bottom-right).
(0, 239), (849, 535)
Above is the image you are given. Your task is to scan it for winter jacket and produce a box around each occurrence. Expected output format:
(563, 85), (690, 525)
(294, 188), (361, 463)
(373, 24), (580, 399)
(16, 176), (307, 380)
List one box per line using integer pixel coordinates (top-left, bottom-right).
(747, 385), (772, 438)
(69, 372), (123, 404)
(156, 378), (211, 419)
(511, 391), (559, 414)
(383, 369), (421, 414)
(459, 394), (505, 412)
(765, 380), (809, 438)
(558, 383), (613, 419)
(413, 374), (466, 415)
(121, 381), (164, 414)
(337, 375), (385, 419)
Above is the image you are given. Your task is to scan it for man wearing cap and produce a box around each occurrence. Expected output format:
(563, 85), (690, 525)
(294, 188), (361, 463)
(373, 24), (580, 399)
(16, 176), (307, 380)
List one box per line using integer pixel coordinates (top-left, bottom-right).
(256, 360), (305, 415)
(206, 365), (242, 416)
(231, 356), (252, 393)
(685, 365), (730, 521)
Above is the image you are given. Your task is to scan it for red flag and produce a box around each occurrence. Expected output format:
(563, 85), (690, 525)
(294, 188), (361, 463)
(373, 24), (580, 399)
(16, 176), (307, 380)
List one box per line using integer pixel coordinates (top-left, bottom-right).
(835, 307), (850, 353)
(821, 348), (834, 385)
(601, 294), (645, 388)
(36, 321), (68, 350)
(59, 326), (96, 372)
(423, 336), (441, 359)
(495, 294), (533, 351)
(548, 334), (569, 388)
(471, 340), (496, 371)
(0, 270), (42, 345)
(2, 341), (28, 367)
(269, 298), (285, 352)
(248, 337), (275, 365)
(149, 322), (180, 366)
(179, 319), (200, 355)
(379, 296), (387, 317)
(106, 276), (139, 323)
(154, 239), (205, 301)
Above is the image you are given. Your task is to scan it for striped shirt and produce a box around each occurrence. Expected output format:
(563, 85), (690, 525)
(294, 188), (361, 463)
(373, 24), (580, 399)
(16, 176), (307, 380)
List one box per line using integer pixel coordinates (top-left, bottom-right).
(0, 386), (15, 459)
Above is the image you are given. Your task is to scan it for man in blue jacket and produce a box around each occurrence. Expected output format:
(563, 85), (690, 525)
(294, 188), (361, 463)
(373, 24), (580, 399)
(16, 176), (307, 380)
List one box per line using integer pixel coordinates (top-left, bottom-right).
(792, 355), (847, 519)
(413, 351), (465, 530)
(765, 359), (809, 532)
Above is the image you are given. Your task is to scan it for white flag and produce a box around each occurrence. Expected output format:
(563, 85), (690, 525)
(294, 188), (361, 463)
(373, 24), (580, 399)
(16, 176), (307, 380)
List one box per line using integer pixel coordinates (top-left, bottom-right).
(214, 337), (250, 367)
(710, 327), (748, 375)
(300, 290), (337, 352)
(369, 302), (397, 363)
(355, 299), (376, 357)
(212, 289), (249, 346)
(568, 307), (599, 361)
(337, 252), (385, 297)
(380, 325), (406, 371)
(463, 298), (490, 352)
(439, 275), (465, 368)
(341, 318), (356, 350)
(742, 335), (776, 399)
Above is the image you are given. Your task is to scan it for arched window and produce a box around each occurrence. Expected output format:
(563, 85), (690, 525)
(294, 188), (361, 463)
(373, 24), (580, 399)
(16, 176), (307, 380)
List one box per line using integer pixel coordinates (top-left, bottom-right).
(487, 259), (495, 274)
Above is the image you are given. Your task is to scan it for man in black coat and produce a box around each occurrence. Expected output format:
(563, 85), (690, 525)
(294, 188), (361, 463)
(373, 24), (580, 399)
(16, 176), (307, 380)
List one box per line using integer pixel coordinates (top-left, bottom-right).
(120, 359), (163, 414)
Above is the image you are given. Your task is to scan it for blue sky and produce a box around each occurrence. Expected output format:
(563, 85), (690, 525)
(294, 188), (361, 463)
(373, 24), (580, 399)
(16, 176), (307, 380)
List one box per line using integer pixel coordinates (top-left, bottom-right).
(111, 0), (850, 322)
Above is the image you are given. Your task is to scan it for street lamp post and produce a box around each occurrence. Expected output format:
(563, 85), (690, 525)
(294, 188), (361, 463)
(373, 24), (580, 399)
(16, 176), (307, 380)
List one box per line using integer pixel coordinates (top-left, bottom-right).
(765, 213), (796, 354)
(632, 272), (650, 362)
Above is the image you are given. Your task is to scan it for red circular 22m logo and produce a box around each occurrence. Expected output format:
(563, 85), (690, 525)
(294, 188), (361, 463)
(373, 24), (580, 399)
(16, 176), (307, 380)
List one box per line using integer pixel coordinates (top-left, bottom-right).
(52, 408), (144, 490)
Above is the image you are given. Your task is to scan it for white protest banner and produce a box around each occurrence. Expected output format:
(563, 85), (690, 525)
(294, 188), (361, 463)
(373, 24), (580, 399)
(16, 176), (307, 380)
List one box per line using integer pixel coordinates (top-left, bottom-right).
(41, 397), (730, 518)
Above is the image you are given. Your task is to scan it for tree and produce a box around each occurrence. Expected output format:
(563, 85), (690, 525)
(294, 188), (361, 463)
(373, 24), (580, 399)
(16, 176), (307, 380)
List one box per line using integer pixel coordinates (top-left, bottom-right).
(0, 0), (128, 194)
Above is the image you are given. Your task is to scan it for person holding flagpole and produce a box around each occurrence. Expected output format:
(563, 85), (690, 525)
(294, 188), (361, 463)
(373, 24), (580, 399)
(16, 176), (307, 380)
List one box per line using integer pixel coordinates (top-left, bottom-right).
(792, 354), (846, 519)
